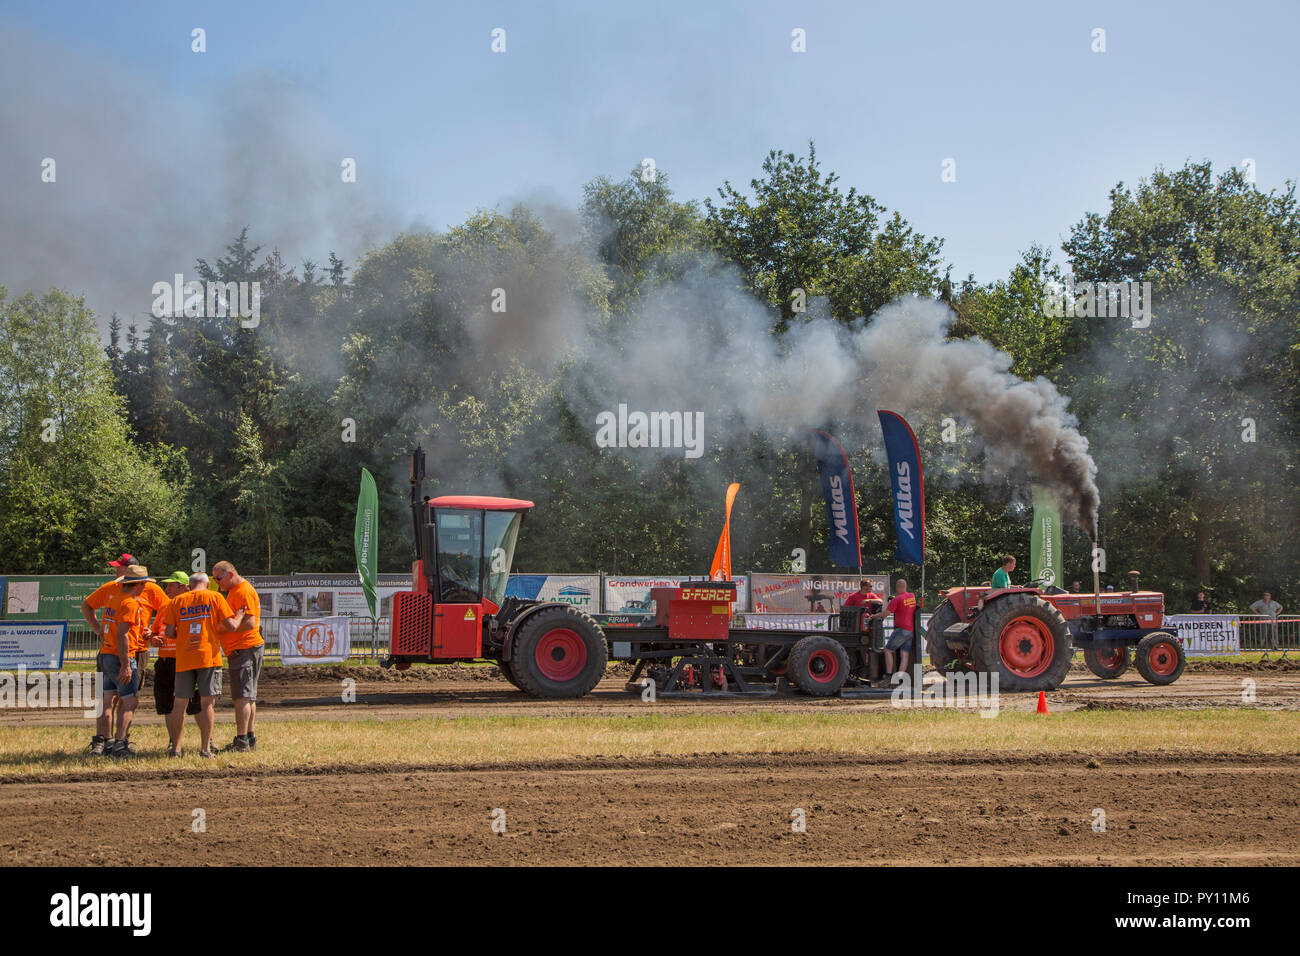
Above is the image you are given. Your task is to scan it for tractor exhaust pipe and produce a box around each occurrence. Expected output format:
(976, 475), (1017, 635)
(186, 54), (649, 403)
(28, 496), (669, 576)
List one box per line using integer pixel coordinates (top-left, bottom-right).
(1091, 524), (1101, 613)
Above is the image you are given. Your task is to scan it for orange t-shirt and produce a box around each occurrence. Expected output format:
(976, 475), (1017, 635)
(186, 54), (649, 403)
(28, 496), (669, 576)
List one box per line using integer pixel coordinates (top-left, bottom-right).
(89, 580), (168, 649)
(163, 590), (235, 672)
(100, 593), (151, 657)
(221, 579), (265, 653)
(153, 595), (179, 658)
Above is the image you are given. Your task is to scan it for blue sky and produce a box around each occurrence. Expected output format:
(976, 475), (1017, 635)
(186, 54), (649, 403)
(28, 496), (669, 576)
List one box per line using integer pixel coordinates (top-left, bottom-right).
(4, 0), (1298, 317)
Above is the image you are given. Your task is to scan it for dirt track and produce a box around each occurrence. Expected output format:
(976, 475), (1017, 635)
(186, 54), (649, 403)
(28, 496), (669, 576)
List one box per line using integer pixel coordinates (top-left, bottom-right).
(4, 665), (1298, 866)
(2, 753), (1297, 865)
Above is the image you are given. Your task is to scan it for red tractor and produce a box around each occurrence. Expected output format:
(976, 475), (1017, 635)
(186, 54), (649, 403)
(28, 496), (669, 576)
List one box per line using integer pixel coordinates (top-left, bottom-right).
(925, 580), (1186, 692)
(383, 449), (610, 697)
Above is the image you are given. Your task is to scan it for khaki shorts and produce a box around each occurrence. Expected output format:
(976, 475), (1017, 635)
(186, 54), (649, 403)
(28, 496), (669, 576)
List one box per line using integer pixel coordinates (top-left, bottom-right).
(175, 666), (222, 700)
(228, 645), (263, 700)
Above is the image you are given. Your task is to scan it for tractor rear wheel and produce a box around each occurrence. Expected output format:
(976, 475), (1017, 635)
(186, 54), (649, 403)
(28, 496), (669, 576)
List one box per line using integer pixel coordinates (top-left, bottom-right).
(1083, 645), (1130, 679)
(510, 606), (608, 698)
(1134, 632), (1185, 685)
(787, 635), (850, 697)
(969, 592), (1072, 692)
(925, 600), (961, 674)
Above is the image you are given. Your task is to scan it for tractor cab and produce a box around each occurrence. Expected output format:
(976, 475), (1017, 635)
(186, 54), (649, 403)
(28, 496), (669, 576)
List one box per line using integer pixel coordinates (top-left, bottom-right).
(387, 448), (533, 664)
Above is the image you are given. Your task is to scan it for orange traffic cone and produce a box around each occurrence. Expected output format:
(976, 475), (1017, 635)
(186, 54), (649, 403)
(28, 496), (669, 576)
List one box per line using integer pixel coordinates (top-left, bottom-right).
(1036, 691), (1049, 714)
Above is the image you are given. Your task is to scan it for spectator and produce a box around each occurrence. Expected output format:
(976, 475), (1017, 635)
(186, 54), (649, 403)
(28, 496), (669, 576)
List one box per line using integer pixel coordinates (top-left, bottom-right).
(1070, 580), (1082, 593)
(870, 578), (918, 683)
(991, 556), (1016, 590)
(1249, 590), (1283, 653)
(150, 571), (202, 755)
(95, 566), (154, 757)
(1190, 590), (1211, 614)
(213, 561), (265, 752)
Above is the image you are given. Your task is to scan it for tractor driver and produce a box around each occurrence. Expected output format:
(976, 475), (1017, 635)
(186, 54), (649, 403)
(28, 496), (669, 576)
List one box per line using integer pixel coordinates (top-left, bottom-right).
(991, 555), (1016, 589)
(842, 579), (882, 629)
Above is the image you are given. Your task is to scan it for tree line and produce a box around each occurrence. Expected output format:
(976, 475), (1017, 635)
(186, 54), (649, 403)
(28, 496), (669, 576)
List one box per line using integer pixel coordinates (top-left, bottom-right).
(1, 146), (1296, 612)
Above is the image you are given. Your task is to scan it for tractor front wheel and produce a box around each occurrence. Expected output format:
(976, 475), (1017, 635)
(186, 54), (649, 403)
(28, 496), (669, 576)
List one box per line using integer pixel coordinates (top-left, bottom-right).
(1134, 632), (1185, 685)
(510, 606), (608, 698)
(1083, 645), (1130, 679)
(969, 592), (1073, 692)
(787, 635), (850, 697)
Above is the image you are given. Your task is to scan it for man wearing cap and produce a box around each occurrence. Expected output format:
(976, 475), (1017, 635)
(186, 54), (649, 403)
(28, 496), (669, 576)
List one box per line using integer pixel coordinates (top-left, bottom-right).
(81, 554), (169, 749)
(94, 567), (154, 757)
(151, 571), (202, 755)
(162, 573), (240, 757)
(213, 561), (264, 752)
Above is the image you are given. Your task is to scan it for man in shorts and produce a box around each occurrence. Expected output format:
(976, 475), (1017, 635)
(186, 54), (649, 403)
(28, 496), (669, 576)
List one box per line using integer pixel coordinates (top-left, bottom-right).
(95, 567), (154, 757)
(870, 578), (918, 683)
(151, 571), (202, 755)
(162, 573), (240, 758)
(213, 561), (265, 752)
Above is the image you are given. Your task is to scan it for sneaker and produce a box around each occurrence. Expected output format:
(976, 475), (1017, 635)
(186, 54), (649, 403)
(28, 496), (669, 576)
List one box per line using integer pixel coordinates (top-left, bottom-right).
(109, 739), (136, 758)
(88, 735), (107, 756)
(247, 732), (257, 751)
(166, 746), (182, 758)
(197, 748), (217, 759)
(221, 735), (251, 753)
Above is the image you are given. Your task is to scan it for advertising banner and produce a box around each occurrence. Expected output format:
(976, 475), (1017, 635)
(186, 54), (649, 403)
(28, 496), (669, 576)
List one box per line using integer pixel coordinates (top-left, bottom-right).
(810, 430), (862, 568)
(877, 410), (925, 565)
(1165, 615), (1241, 656)
(604, 575), (749, 614)
(249, 574), (410, 619)
(749, 573), (889, 614)
(1030, 484), (1064, 588)
(1, 576), (109, 622)
(0, 621), (67, 669)
(505, 574), (600, 611)
(279, 616), (352, 664)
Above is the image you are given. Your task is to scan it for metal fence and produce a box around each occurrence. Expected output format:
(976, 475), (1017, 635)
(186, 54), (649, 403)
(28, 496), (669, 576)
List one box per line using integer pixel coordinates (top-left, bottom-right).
(1237, 614), (1299, 655)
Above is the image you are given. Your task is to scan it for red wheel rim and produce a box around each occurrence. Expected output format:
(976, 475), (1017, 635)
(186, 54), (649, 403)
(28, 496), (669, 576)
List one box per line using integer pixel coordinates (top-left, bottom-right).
(807, 648), (839, 683)
(1096, 646), (1125, 668)
(535, 628), (586, 682)
(1146, 640), (1179, 677)
(999, 616), (1054, 678)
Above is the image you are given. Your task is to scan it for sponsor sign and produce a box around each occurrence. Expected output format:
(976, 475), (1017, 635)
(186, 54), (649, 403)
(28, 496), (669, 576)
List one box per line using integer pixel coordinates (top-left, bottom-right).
(0, 621), (67, 669)
(279, 616), (351, 664)
(505, 574), (599, 610)
(749, 573), (888, 614)
(604, 575), (750, 614)
(1165, 615), (1240, 656)
(0, 576), (109, 622)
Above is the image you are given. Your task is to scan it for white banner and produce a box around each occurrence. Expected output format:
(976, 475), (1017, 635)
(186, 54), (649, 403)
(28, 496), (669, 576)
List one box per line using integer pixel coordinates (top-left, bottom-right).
(0, 621), (66, 669)
(1165, 615), (1241, 656)
(278, 616), (351, 664)
(506, 574), (599, 611)
(749, 573), (888, 614)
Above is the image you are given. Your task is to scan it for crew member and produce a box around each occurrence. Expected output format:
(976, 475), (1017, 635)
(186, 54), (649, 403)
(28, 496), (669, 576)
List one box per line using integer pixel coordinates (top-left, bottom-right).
(151, 571), (202, 756)
(870, 578), (918, 681)
(213, 561), (265, 752)
(842, 579), (883, 633)
(96, 566), (154, 757)
(162, 573), (240, 758)
(991, 555), (1016, 590)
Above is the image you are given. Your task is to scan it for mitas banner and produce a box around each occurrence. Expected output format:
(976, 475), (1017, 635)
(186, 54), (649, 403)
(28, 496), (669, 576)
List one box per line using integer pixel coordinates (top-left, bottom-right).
(877, 411), (925, 565)
(279, 616), (352, 664)
(809, 430), (862, 568)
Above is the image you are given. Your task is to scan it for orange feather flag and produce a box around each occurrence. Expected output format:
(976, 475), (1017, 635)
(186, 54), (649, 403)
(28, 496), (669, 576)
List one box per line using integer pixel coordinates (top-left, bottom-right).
(709, 483), (741, 582)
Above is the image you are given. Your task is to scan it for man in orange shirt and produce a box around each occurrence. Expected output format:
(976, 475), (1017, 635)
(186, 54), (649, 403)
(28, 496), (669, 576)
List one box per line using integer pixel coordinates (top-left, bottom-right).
(150, 570), (202, 753)
(214, 561), (265, 752)
(96, 567), (155, 757)
(81, 555), (169, 748)
(162, 572), (241, 757)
